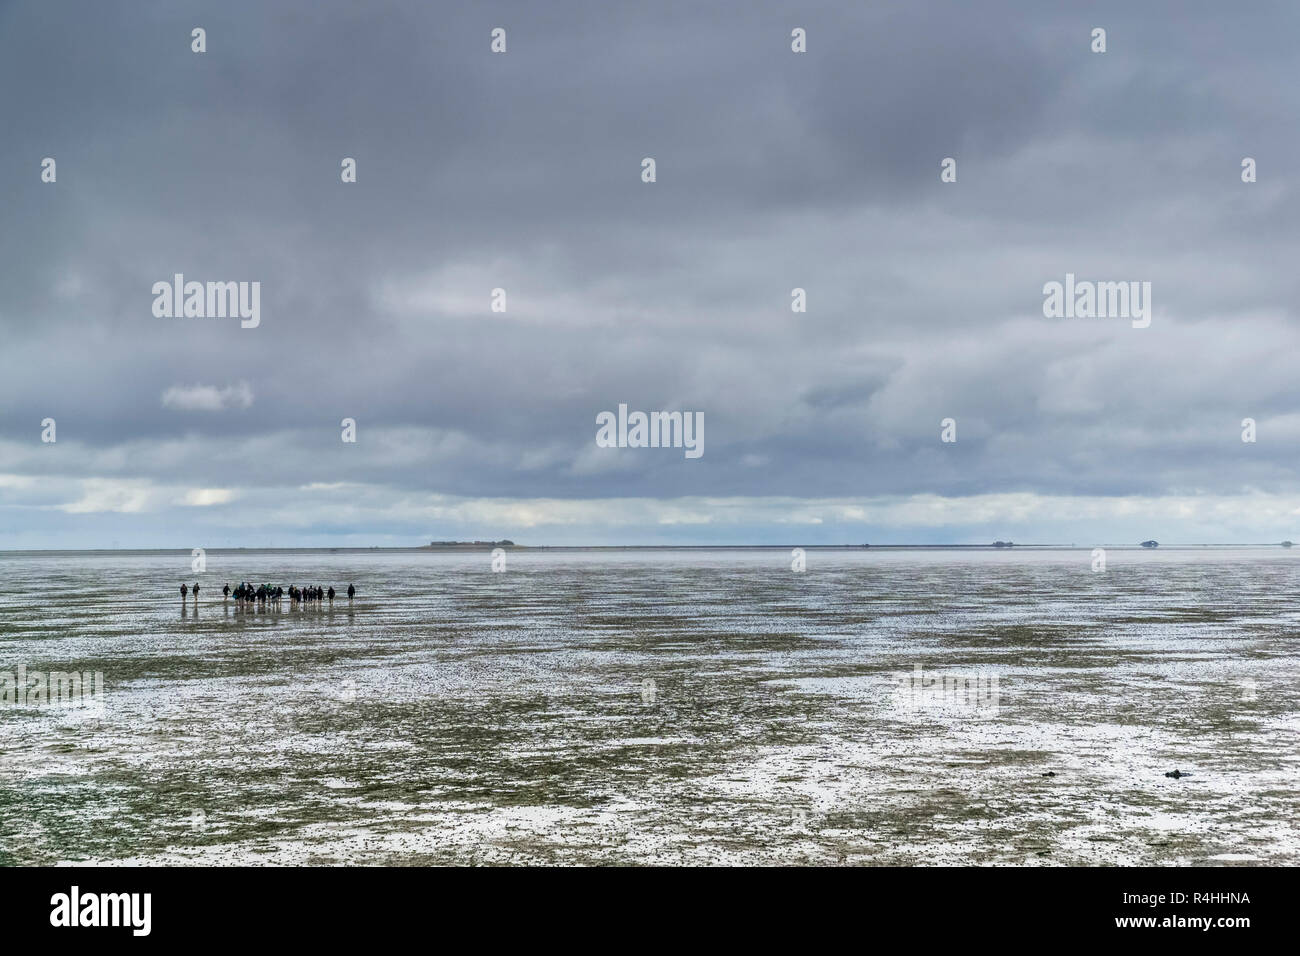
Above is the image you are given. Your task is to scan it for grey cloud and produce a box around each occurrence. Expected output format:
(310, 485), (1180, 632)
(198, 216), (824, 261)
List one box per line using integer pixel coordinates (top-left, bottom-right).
(2, 0), (1299, 544)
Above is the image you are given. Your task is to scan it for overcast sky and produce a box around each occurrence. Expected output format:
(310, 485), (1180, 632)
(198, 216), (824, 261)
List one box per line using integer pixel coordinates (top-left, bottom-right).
(3, 0), (1300, 548)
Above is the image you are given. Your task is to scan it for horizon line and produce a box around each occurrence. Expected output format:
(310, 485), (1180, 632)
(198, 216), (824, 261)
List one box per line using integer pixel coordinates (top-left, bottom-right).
(2, 542), (1297, 555)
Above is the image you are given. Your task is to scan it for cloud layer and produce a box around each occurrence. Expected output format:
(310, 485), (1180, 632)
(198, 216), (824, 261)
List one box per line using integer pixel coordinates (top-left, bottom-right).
(2, 1), (1299, 546)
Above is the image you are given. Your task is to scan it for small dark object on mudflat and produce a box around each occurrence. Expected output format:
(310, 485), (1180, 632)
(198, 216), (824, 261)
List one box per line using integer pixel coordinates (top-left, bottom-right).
(1041, 771), (1056, 777)
(1165, 769), (1189, 779)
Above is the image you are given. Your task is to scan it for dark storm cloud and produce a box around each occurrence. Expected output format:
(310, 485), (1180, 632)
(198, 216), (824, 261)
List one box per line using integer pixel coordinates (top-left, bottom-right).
(3, 0), (1300, 545)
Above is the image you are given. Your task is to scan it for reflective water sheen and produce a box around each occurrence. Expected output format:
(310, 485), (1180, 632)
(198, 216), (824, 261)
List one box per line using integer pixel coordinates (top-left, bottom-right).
(1, 549), (1297, 865)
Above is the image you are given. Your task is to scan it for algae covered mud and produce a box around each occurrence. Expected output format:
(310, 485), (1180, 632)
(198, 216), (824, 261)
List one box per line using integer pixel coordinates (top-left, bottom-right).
(1, 549), (1297, 866)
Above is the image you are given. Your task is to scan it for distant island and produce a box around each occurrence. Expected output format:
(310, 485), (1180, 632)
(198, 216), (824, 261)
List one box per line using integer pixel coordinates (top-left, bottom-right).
(425, 540), (515, 548)
(1140, 540), (1159, 548)
(992, 540), (1014, 548)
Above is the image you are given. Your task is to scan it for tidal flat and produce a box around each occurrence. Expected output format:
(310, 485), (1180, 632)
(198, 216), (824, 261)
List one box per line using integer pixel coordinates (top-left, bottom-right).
(1, 549), (1296, 866)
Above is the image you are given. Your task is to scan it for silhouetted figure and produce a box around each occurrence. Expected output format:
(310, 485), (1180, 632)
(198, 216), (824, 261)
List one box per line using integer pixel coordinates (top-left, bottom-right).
(193, 583), (200, 599)
(347, 583), (355, 599)
(223, 584), (230, 599)
(180, 584), (188, 599)
(328, 587), (335, 600)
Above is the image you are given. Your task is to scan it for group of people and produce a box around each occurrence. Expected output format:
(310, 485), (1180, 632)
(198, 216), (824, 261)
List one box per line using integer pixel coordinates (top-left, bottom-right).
(228, 582), (285, 605)
(278, 584), (337, 604)
(180, 582), (356, 604)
